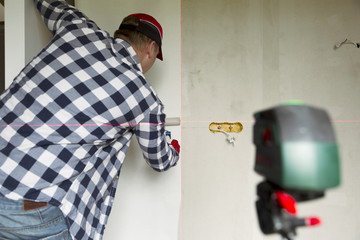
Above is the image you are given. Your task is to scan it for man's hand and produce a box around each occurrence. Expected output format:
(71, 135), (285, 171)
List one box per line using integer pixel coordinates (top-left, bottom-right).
(170, 139), (180, 154)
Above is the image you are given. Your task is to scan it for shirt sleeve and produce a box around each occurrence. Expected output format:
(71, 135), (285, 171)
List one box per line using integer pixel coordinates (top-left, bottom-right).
(34, 0), (95, 35)
(133, 105), (179, 172)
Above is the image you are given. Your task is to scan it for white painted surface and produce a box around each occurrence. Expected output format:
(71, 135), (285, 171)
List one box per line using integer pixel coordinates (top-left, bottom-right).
(181, 0), (360, 239)
(4, 1), (25, 88)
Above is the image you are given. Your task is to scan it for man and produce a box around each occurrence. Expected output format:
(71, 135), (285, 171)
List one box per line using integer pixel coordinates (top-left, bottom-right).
(0, 0), (180, 239)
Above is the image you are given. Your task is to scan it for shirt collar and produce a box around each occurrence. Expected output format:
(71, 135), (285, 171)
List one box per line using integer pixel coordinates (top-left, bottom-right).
(115, 38), (143, 72)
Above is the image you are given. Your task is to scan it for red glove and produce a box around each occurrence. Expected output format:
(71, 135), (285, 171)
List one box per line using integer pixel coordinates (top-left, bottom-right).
(170, 139), (180, 154)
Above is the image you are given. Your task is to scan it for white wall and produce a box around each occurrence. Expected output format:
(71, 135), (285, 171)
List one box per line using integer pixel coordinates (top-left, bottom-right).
(5, 1), (181, 240)
(4, 1), (25, 87)
(181, 0), (360, 240)
(4, 0), (52, 88)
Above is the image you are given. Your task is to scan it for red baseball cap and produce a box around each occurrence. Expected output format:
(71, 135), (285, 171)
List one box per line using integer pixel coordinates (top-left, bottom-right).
(119, 13), (163, 60)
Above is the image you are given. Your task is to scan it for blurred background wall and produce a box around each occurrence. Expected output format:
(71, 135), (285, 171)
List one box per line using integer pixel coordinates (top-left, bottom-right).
(181, 0), (360, 239)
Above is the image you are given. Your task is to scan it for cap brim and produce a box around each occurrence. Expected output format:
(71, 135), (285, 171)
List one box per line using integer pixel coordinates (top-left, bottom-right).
(157, 47), (163, 61)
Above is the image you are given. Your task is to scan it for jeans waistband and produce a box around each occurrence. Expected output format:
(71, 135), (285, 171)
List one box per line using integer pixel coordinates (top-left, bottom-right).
(0, 196), (24, 211)
(0, 196), (48, 211)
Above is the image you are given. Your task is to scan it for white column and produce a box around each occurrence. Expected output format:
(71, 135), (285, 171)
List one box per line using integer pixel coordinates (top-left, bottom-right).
(4, 0), (52, 89)
(4, 0), (25, 88)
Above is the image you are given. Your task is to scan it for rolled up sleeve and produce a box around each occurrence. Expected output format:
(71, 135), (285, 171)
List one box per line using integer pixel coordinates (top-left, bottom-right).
(134, 105), (179, 172)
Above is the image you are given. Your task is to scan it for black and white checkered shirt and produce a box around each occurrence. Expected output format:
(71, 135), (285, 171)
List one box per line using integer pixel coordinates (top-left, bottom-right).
(0, 0), (179, 239)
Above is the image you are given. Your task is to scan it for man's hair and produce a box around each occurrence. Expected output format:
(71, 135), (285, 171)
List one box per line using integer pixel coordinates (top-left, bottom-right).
(114, 16), (159, 53)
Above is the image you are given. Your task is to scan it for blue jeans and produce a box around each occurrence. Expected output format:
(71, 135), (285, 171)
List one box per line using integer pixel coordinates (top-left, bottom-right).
(0, 196), (71, 240)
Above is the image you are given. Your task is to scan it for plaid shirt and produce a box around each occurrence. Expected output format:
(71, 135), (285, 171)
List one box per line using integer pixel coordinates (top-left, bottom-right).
(0, 0), (179, 239)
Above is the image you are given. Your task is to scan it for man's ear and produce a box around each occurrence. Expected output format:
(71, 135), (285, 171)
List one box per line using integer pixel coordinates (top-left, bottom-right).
(146, 41), (157, 59)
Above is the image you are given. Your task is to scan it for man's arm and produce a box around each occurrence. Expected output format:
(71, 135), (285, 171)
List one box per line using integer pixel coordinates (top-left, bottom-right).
(34, 0), (93, 35)
(134, 106), (179, 172)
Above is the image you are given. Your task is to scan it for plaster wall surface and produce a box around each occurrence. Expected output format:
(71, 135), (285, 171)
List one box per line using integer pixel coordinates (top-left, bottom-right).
(181, 0), (360, 239)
